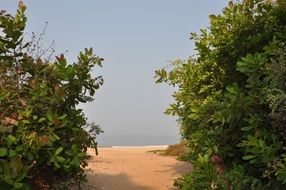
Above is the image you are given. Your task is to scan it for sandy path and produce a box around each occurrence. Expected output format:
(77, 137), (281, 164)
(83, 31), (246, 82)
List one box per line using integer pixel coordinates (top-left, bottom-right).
(84, 147), (192, 190)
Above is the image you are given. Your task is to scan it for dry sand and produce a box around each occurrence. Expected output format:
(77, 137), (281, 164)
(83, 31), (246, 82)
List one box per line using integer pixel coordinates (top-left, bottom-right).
(84, 146), (192, 190)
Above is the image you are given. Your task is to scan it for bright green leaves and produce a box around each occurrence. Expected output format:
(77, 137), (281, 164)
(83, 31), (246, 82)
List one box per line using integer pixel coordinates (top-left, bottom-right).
(55, 147), (63, 155)
(6, 135), (17, 147)
(18, 108), (32, 119)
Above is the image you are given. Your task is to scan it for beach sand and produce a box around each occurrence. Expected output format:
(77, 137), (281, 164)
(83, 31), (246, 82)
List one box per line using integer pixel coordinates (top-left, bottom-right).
(84, 146), (192, 190)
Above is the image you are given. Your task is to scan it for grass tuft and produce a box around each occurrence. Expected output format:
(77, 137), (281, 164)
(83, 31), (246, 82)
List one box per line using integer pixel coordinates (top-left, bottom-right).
(162, 141), (188, 158)
(148, 141), (189, 159)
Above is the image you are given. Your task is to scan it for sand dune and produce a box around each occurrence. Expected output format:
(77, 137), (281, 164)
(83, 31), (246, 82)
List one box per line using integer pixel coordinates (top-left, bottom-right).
(84, 147), (192, 190)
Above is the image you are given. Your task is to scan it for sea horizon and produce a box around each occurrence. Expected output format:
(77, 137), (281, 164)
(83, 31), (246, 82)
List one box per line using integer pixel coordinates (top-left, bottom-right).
(97, 134), (180, 147)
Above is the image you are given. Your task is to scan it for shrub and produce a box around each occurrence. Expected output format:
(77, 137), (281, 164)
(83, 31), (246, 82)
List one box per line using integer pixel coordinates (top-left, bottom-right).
(0, 3), (103, 189)
(156, 0), (286, 189)
(163, 141), (189, 158)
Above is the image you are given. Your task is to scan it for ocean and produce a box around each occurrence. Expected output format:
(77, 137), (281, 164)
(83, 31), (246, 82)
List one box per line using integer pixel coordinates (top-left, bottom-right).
(96, 134), (180, 147)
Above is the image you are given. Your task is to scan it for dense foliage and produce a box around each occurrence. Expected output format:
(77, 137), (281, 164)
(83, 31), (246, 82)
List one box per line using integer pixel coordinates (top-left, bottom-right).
(156, 0), (286, 189)
(0, 3), (103, 190)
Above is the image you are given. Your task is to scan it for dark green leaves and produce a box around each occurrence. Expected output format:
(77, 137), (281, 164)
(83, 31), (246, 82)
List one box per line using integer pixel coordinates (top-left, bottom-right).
(236, 53), (266, 75)
(156, 0), (286, 189)
(0, 148), (8, 157)
(0, 4), (103, 189)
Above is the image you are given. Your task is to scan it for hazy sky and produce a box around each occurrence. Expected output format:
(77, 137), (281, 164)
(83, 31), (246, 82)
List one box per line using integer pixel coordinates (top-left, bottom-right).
(0, 1), (229, 142)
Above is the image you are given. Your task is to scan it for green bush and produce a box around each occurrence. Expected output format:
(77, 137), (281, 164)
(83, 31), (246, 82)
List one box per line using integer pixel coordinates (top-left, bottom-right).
(156, 0), (286, 189)
(0, 3), (103, 190)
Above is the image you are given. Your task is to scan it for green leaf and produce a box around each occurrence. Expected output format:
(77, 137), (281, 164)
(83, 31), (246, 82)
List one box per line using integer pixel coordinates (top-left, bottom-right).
(56, 156), (65, 163)
(38, 117), (46, 122)
(0, 148), (8, 157)
(53, 133), (60, 141)
(209, 14), (216, 20)
(77, 152), (86, 158)
(63, 164), (70, 170)
(9, 149), (17, 157)
(26, 152), (34, 161)
(22, 119), (30, 124)
(242, 155), (255, 160)
(6, 135), (17, 146)
(71, 144), (77, 154)
(0, 94), (5, 100)
(46, 110), (54, 122)
(276, 32), (286, 40)
(58, 114), (67, 120)
(55, 147), (63, 155)
(13, 182), (23, 189)
(4, 176), (14, 185)
(15, 172), (27, 183)
(16, 145), (23, 152)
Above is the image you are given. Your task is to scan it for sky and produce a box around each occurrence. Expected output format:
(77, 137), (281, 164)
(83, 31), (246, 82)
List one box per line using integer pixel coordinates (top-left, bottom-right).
(0, 1), (229, 145)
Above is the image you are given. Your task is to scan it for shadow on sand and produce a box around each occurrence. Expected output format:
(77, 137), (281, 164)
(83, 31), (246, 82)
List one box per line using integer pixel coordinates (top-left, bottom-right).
(169, 161), (193, 174)
(83, 172), (153, 190)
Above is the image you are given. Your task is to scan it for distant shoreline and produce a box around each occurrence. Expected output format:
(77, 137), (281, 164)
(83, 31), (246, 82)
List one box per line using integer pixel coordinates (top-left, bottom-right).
(97, 134), (180, 147)
(98, 145), (169, 148)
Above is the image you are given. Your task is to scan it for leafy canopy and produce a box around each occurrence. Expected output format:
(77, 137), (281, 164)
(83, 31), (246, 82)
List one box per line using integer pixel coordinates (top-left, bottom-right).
(156, 0), (286, 189)
(0, 3), (103, 189)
